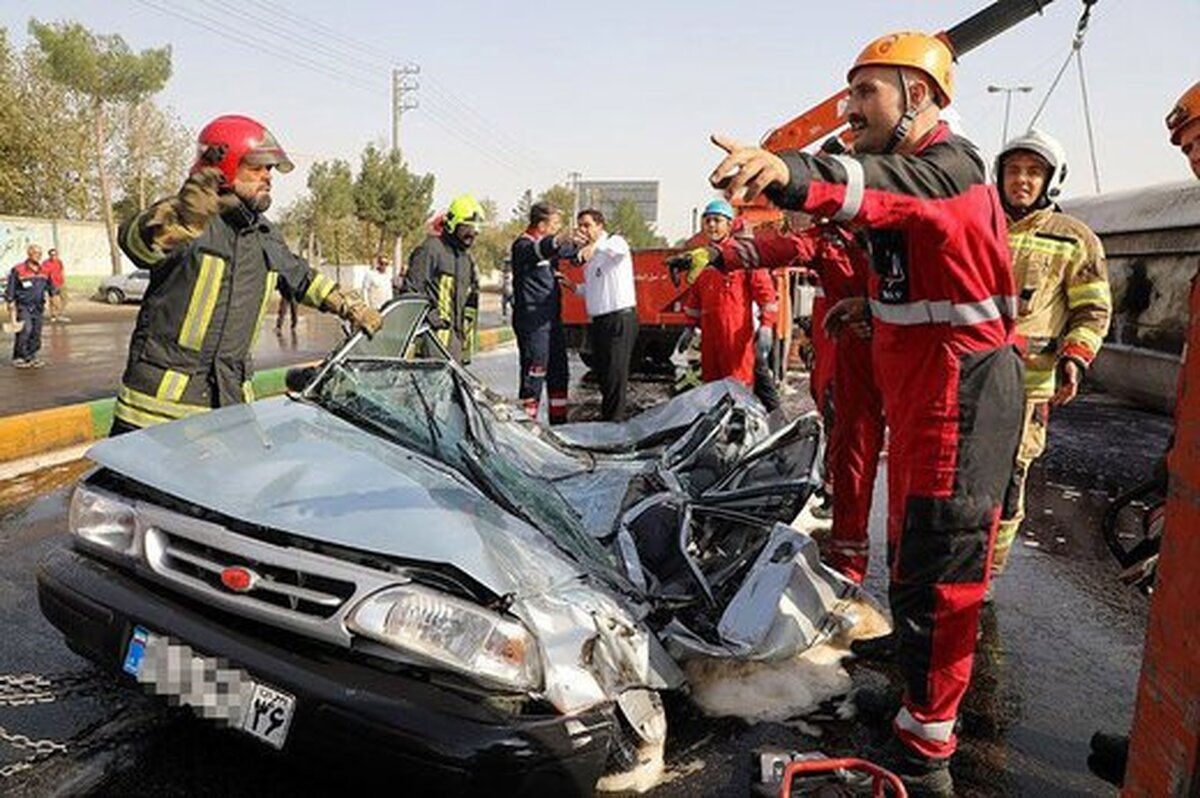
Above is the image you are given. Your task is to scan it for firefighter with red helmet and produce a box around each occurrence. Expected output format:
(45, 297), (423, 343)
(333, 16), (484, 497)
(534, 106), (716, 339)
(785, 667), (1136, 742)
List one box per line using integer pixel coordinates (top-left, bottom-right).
(112, 114), (381, 434)
(697, 31), (1023, 795)
(681, 200), (779, 393)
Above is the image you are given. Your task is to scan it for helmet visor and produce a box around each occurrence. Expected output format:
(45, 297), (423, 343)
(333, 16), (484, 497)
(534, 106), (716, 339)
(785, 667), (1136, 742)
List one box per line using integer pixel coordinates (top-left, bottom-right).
(243, 128), (294, 173)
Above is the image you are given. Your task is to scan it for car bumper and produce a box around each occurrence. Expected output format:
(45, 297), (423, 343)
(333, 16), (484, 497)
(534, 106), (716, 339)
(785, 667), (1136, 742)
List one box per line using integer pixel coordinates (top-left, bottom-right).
(37, 544), (614, 795)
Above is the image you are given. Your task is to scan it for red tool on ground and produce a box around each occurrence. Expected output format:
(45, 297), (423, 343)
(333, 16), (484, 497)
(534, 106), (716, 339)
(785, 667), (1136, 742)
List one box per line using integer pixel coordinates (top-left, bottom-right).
(778, 757), (907, 797)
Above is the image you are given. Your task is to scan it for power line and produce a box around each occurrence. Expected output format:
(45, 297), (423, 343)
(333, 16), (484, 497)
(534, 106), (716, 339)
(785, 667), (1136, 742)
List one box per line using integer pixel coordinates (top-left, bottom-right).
(216, 0), (555, 172)
(130, 0), (539, 175)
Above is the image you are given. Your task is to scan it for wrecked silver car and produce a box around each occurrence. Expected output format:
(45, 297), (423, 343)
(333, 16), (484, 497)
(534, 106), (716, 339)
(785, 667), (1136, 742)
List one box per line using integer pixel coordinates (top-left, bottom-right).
(37, 298), (862, 794)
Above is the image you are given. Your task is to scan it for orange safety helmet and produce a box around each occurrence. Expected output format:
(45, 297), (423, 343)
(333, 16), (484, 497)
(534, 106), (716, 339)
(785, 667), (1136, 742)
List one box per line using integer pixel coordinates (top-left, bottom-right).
(191, 114), (294, 185)
(1166, 82), (1200, 145)
(848, 31), (955, 107)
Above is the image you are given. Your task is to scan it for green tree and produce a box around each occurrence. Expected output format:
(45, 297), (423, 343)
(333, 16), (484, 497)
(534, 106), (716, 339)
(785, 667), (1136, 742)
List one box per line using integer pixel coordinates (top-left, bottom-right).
(608, 199), (667, 249)
(307, 159), (355, 264)
(353, 142), (434, 260)
(28, 19), (171, 274)
(539, 184), (577, 220)
(112, 100), (191, 220)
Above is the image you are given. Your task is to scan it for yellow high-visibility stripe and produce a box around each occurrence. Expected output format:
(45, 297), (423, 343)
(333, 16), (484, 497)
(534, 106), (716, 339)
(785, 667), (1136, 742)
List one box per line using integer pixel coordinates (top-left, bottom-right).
(119, 385), (208, 420)
(249, 272), (279, 351)
(302, 273), (336, 307)
(1024, 367), (1056, 396)
(155, 369), (190, 402)
(1008, 232), (1077, 259)
(1064, 326), (1105, 353)
(114, 400), (174, 430)
(122, 215), (165, 266)
(436, 274), (454, 348)
(242, 381), (255, 403)
(178, 254), (226, 350)
(1066, 282), (1111, 308)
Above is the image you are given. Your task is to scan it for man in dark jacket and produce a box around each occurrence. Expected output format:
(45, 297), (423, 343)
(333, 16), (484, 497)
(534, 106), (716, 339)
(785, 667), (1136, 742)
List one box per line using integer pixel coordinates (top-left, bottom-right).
(113, 114), (381, 435)
(5, 244), (57, 368)
(403, 195), (483, 363)
(510, 201), (578, 422)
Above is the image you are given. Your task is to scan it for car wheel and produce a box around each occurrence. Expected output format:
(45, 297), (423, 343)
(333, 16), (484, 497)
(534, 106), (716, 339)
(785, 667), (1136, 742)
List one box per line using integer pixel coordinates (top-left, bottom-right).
(105, 288), (124, 305)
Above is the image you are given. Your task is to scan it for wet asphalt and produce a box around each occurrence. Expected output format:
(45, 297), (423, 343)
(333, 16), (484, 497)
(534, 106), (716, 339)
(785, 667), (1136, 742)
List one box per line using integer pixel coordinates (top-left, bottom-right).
(0, 345), (1166, 796)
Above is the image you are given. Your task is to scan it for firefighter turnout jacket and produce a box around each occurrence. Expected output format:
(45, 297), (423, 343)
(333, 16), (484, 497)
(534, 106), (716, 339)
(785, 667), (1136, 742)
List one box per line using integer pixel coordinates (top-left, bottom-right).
(116, 201), (337, 429)
(403, 231), (479, 362)
(1007, 206), (1111, 400)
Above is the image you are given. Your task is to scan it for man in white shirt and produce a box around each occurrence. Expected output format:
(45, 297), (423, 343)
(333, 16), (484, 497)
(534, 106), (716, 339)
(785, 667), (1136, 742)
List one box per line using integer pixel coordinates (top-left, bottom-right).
(573, 208), (638, 420)
(360, 255), (393, 310)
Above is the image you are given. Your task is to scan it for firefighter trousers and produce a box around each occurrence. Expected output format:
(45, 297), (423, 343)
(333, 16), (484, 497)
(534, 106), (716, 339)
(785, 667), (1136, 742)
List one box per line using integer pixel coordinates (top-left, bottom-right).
(825, 331), (884, 584)
(516, 320), (570, 423)
(993, 399), (1050, 574)
(880, 344), (1023, 761)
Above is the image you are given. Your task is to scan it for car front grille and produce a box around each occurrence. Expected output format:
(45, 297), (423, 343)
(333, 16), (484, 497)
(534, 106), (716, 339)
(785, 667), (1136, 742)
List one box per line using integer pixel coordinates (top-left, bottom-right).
(134, 501), (402, 647)
(154, 531), (356, 619)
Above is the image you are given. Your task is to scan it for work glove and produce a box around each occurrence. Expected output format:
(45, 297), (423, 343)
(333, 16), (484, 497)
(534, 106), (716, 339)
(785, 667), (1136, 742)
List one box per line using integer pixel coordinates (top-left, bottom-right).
(754, 325), (774, 363)
(322, 288), (383, 338)
(666, 246), (721, 287)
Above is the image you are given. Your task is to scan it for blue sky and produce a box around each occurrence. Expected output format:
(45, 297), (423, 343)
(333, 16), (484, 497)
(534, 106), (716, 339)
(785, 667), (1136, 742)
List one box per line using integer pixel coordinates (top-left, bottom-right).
(3, 0), (1198, 239)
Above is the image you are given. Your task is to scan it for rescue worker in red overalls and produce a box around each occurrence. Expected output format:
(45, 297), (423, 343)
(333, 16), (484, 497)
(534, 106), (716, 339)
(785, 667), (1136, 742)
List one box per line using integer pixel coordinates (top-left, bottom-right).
(691, 31), (1023, 795)
(1167, 82), (1200, 180)
(681, 200), (778, 394)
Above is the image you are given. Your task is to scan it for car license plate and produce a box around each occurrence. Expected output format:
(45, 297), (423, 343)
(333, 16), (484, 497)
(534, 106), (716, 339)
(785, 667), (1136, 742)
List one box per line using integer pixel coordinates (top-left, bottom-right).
(124, 625), (295, 750)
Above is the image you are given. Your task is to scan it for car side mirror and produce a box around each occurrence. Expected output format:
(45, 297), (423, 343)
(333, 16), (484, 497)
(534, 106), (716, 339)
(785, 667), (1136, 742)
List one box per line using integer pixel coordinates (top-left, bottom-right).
(285, 365), (318, 394)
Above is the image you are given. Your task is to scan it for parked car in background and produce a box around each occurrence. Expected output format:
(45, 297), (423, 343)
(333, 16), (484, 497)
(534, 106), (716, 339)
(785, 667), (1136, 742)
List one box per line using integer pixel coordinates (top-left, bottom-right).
(97, 269), (150, 304)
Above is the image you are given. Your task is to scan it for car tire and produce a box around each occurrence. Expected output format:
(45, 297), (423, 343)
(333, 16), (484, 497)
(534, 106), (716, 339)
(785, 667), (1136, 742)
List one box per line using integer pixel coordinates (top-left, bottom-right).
(105, 288), (124, 305)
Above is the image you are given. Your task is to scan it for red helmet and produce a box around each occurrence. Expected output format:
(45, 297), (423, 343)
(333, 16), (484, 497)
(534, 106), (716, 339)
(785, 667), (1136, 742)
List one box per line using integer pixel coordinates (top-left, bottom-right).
(191, 114), (294, 184)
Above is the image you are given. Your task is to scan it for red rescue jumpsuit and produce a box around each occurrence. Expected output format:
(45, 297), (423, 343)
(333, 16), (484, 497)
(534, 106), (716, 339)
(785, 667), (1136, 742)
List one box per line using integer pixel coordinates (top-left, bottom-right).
(719, 225), (883, 584)
(725, 122), (1023, 761)
(683, 264), (777, 387)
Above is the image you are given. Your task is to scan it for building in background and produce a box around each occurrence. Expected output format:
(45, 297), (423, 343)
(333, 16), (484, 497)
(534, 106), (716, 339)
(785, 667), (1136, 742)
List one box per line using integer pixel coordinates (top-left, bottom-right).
(576, 181), (659, 225)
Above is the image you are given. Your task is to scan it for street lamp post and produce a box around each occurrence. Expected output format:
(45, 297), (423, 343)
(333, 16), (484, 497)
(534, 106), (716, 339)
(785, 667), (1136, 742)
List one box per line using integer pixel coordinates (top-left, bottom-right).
(987, 84), (1034, 149)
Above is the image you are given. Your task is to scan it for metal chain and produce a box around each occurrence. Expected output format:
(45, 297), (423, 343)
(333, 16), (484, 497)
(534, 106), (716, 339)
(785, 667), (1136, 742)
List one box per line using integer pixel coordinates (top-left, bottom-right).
(0, 670), (120, 780)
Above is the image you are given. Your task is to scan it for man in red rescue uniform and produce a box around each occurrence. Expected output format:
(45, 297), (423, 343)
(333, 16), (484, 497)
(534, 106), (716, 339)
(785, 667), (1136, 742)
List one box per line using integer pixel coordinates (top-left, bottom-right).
(699, 32), (1023, 795)
(681, 199), (779, 394)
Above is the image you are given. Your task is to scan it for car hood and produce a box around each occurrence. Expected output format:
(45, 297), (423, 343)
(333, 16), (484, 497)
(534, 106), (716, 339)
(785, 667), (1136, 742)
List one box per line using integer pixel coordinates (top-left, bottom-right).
(87, 397), (588, 598)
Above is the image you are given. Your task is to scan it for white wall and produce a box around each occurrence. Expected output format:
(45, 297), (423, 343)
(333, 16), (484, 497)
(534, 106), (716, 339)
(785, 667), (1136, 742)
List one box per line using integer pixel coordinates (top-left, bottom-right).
(0, 215), (135, 275)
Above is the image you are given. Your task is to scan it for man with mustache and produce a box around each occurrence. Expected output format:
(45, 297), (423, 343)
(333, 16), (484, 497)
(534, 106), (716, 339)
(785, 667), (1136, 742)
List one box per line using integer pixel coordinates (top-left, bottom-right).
(693, 31), (1023, 795)
(113, 114), (381, 434)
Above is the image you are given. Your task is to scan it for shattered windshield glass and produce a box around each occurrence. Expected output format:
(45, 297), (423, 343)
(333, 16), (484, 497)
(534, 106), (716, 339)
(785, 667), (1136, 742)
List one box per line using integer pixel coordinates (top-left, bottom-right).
(309, 353), (625, 585)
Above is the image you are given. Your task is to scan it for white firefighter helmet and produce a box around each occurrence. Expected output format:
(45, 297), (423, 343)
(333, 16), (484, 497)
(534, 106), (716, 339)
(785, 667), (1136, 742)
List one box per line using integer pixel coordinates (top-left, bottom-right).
(997, 128), (1069, 200)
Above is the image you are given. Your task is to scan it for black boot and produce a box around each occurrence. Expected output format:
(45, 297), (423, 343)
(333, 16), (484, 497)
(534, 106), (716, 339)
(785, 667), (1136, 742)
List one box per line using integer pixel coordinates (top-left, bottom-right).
(850, 632), (898, 662)
(1088, 731), (1128, 786)
(867, 737), (954, 798)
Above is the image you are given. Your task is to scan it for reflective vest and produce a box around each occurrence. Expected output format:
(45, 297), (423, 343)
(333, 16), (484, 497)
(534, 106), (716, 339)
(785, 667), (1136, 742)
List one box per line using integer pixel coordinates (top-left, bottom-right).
(1007, 207), (1111, 400)
(115, 201), (336, 429)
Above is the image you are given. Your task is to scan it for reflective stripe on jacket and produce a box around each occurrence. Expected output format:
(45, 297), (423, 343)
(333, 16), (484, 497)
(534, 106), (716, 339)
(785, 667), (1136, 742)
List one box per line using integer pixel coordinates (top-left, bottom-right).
(115, 201), (335, 428)
(1007, 206), (1111, 399)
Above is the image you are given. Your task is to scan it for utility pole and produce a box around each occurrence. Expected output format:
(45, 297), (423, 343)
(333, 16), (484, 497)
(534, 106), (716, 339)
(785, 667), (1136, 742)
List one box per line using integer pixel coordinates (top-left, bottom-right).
(392, 64), (420, 153)
(567, 171), (582, 222)
(987, 83), (1034, 150)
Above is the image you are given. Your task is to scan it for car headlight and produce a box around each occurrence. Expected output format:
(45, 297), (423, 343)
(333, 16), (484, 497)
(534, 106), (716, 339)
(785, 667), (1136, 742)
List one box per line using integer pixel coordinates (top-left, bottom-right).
(347, 585), (542, 692)
(69, 483), (138, 557)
